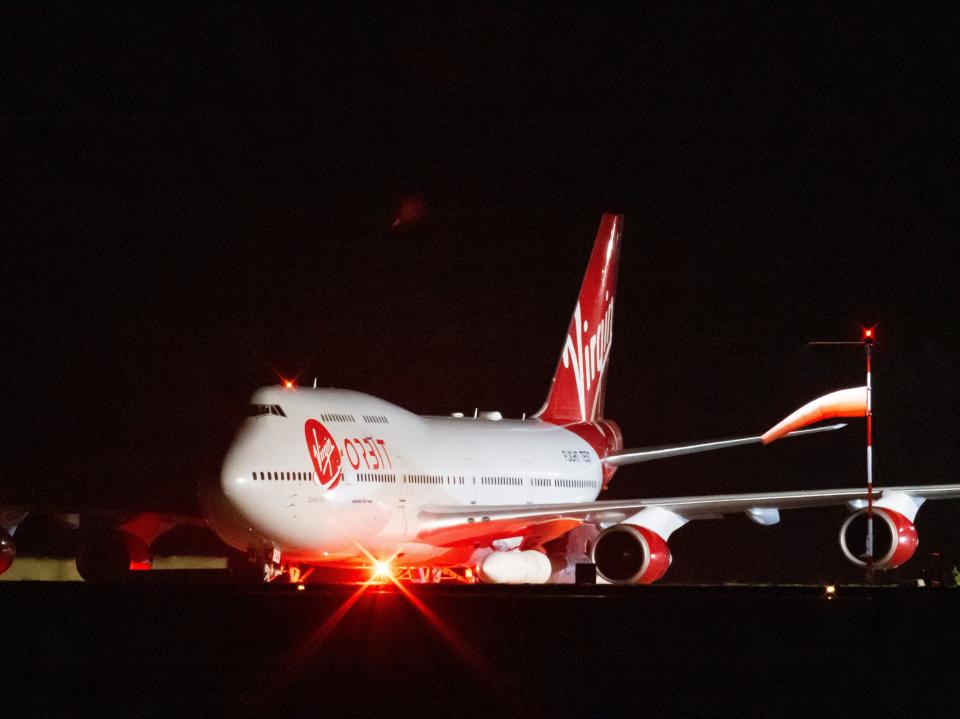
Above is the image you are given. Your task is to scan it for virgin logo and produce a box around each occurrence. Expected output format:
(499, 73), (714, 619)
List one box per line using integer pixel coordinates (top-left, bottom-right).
(304, 419), (343, 489)
(562, 295), (614, 422)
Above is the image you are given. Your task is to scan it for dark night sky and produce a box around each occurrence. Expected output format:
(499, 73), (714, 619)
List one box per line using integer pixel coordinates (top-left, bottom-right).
(3, 5), (959, 581)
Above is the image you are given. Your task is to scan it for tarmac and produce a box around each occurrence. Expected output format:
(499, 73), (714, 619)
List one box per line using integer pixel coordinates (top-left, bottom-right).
(3, 580), (959, 717)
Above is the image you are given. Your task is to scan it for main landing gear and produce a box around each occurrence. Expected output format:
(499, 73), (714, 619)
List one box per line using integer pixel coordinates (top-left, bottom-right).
(389, 566), (477, 584)
(230, 547), (478, 585)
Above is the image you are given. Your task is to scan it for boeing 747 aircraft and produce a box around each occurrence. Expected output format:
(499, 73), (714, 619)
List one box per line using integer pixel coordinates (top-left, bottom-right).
(3, 215), (958, 583)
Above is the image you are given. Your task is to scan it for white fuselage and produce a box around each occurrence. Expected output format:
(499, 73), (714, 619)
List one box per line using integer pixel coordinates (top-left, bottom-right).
(202, 386), (603, 566)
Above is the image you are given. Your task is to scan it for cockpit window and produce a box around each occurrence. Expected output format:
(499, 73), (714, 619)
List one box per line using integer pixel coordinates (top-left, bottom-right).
(247, 404), (286, 417)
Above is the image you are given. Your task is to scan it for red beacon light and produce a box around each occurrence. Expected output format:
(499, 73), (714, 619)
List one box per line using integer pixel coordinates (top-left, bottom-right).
(283, 379), (295, 390)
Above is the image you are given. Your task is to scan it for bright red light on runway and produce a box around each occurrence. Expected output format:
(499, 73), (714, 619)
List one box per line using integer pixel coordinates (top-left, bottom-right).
(372, 560), (393, 580)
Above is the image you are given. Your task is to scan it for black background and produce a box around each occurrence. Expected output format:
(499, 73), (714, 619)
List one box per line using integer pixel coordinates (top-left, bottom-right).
(3, 5), (958, 583)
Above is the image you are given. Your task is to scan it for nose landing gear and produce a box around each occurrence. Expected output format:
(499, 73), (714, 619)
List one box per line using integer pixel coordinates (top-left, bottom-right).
(229, 546), (289, 583)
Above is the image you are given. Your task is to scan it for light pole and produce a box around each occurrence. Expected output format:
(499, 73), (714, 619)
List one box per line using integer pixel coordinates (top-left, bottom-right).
(809, 326), (876, 582)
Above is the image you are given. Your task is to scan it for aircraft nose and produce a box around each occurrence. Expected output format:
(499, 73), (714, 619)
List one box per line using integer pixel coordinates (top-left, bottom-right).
(199, 450), (260, 552)
(220, 460), (251, 497)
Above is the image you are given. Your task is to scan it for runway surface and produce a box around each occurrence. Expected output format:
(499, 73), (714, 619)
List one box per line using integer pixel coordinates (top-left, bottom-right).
(3, 581), (959, 717)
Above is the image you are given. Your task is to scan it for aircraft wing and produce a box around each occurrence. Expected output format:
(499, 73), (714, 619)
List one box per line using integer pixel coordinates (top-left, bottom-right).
(415, 483), (960, 546)
(0, 505), (208, 546)
(603, 423), (846, 466)
(0, 505), (206, 526)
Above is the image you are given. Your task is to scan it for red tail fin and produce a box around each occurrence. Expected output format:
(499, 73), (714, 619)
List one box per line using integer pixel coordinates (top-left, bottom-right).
(536, 214), (622, 423)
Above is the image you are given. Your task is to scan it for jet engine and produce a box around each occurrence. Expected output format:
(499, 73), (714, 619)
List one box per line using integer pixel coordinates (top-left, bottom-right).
(839, 507), (918, 569)
(76, 529), (151, 582)
(0, 528), (15, 576)
(592, 523), (672, 584)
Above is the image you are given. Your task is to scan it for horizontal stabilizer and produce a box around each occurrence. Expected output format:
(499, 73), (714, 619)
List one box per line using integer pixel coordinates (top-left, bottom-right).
(603, 423), (845, 467)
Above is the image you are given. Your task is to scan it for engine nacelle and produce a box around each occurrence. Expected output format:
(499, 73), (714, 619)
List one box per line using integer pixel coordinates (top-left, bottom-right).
(76, 529), (151, 582)
(0, 528), (15, 576)
(839, 507), (918, 569)
(478, 550), (552, 584)
(592, 524), (672, 584)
